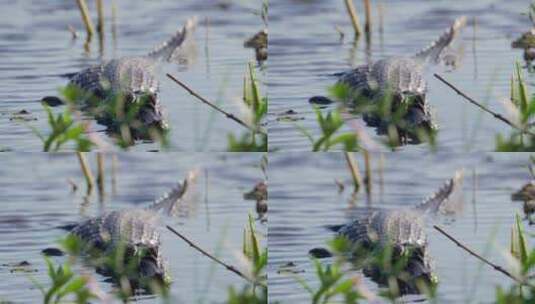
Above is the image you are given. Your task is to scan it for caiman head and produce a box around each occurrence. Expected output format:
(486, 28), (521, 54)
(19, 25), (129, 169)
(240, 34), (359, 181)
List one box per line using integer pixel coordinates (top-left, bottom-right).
(402, 93), (435, 134)
(125, 91), (168, 132)
(363, 92), (436, 143)
(363, 243), (436, 295)
(137, 245), (169, 286)
(95, 242), (170, 290)
(120, 243), (170, 289)
(400, 246), (436, 294)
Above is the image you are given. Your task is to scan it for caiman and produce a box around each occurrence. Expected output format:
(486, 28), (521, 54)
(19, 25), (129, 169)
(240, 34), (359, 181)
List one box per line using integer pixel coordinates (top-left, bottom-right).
(48, 18), (197, 138)
(311, 170), (464, 294)
(66, 171), (197, 288)
(311, 17), (467, 143)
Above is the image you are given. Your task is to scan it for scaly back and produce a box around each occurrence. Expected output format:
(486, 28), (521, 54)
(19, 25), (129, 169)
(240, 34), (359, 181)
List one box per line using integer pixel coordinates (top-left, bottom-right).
(337, 169), (464, 247)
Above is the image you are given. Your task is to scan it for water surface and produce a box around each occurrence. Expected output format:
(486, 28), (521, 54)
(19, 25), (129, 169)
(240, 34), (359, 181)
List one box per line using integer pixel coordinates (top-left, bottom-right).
(0, 153), (266, 303)
(0, 0), (265, 151)
(269, 152), (532, 303)
(268, 0), (533, 152)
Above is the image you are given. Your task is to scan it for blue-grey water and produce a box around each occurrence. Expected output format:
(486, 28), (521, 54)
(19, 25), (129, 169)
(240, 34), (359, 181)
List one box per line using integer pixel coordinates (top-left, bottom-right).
(268, 0), (534, 152)
(0, 153), (266, 303)
(269, 152), (533, 303)
(0, 0), (265, 151)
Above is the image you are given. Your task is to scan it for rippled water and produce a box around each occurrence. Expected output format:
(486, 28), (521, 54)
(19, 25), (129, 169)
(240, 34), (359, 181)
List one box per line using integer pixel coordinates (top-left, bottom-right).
(269, 152), (533, 303)
(0, 0), (265, 151)
(0, 153), (266, 303)
(268, 0), (533, 152)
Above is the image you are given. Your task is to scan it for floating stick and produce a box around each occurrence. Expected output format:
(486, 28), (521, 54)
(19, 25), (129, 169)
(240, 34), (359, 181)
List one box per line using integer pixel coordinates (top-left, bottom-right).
(166, 225), (266, 288)
(434, 225), (533, 287)
(166, 73), (266, 136)
(434, 73), (535, 136)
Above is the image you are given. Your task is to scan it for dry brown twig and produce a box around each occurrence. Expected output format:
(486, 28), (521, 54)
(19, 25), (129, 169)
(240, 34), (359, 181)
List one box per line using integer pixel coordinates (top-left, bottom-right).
(75, 0), (94, 39)
(434, 225), (534, 287)
(166, 225), (266, 288)
(434, 73), (535, 136)
(76, 152), (94, 193)
(344, 152), (363, 193)
(166, 73), (266, 136)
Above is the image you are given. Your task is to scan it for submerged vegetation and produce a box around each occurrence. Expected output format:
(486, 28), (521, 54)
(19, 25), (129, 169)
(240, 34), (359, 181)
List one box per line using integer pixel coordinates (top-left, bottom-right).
(329, 83), (437, 147)
(35, 84), (170, 151)
(35, 235), (171, 304)
(297, 106), (359, 152)
(295, 81), (437, 151)
(31, 104), (93, 152)
(295, 237), (436, 303)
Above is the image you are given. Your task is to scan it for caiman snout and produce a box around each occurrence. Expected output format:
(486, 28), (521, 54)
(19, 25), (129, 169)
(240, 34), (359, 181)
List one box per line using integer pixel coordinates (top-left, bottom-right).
(136, 93), (168, 130)
(139, 256), (166, 283)
(402, 94), (435, 135)
(399, 250), (435, 294)
(406, 105), (433, 131)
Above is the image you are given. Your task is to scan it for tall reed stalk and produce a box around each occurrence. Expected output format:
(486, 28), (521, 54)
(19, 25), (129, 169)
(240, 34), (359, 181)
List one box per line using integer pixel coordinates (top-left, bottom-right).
(76, 0), (95, 39)
(344, 0), (362, 37)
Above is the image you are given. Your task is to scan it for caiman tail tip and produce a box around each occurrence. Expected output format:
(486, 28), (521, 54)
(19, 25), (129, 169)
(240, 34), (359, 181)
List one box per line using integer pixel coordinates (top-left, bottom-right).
(185, 16), (198, 31)
(147, 17), (199, 61)
(416, 168), (465, 215)
(454, 16), (468, 30)
(453, 168), (465, 185)
(185, 169), (200, 186)
(413, 16), (468, 64)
